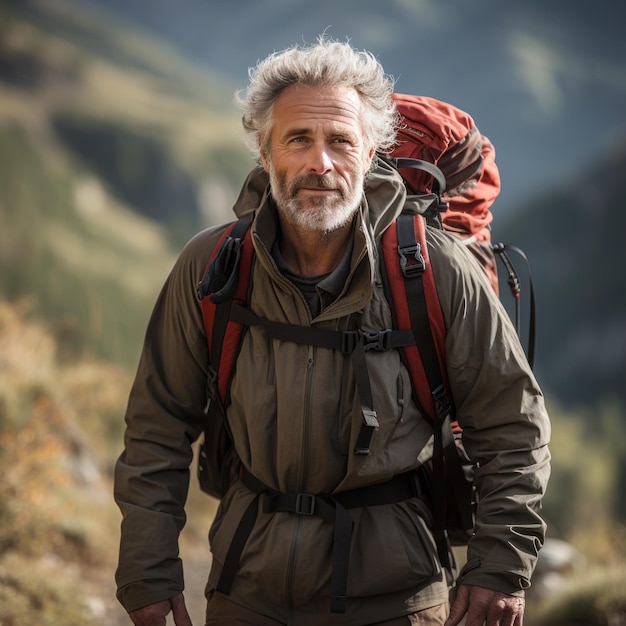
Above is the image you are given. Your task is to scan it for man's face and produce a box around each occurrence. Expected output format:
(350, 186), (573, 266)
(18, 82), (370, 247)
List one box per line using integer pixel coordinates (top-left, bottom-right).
(261, 84), (374, 234)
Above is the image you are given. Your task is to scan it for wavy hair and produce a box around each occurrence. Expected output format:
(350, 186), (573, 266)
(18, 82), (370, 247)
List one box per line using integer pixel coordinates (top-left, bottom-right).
(235, 37), (400, 160)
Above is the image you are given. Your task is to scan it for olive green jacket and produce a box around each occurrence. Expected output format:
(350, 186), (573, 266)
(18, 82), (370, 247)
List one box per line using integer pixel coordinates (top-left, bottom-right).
(114, 160), (550, 623)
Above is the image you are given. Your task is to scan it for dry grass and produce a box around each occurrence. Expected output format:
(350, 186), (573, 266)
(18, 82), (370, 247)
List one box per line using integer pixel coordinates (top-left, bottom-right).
(529, 566), (626, 626)
(0, 300), (219, 624)
(0, 300), (130, 624)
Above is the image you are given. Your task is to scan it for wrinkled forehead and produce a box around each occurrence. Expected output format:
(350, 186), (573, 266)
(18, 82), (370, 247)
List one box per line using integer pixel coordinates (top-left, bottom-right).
(271, 84), (365, 135)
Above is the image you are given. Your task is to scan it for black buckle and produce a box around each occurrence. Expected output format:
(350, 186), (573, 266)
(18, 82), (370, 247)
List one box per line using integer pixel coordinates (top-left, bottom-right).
(295, 493), (316, 515)
(341, 330), (359, 354)
(342, 330), (393, 353)
(360, 329), (391, 352)
(398, 243), (426, 278)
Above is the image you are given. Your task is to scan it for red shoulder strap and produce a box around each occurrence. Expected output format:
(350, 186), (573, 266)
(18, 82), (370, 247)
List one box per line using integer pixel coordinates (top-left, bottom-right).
(216, 228), (253, 403)
(381, 213), (448, 421)
(201, 224), (235, 356)
(200, 219), (254, 404)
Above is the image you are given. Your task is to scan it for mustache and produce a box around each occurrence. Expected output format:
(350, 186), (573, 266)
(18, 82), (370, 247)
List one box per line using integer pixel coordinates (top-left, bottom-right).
(290, 174), (343, 191)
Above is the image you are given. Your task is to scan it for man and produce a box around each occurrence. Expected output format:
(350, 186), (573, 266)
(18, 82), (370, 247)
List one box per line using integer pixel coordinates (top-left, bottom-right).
(114, 38), (550, 626)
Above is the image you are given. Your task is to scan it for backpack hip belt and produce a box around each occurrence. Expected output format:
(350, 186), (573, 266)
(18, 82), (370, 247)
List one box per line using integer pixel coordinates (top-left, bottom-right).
(216, 468), (424, 614)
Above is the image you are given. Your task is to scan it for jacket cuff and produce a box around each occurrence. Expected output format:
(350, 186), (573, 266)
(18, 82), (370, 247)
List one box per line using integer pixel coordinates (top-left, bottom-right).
(116, 579), (185, 613)
(456, 558), (531, 597)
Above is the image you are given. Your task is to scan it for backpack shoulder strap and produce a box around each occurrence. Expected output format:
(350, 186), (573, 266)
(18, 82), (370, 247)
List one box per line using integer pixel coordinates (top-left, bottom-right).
(380, 212), (448, 421)
(381, 212), (469, 580)
(195, 215), (254, 499)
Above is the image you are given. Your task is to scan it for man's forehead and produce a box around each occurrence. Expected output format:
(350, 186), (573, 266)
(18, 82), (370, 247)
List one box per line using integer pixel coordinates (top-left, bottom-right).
(273, 84), (363, 127)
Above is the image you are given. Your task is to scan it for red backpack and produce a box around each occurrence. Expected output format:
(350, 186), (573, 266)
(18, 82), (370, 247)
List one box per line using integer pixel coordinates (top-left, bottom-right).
(391, 93), (501, 293)
(390, 94), (535, 353)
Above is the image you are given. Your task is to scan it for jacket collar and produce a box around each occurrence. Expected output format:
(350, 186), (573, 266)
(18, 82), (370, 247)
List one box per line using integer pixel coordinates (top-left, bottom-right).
(230, 159), (408, 319)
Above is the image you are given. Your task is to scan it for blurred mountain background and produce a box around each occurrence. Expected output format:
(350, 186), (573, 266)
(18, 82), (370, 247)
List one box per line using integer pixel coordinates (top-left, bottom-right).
(1, 0), (625, 623)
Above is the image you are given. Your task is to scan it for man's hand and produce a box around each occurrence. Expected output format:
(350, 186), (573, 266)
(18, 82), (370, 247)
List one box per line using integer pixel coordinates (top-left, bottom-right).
(129, 593), (193, 626)
(445, 584), (525, 626)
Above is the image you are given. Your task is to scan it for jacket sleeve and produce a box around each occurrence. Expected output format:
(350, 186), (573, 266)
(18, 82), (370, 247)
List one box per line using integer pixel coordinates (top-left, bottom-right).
(428, 229), (551, 595)
(113, 228), (220, 612)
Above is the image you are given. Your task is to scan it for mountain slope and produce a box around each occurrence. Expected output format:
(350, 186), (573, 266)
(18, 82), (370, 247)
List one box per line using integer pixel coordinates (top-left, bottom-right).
(0, 0), (253, 367)
(70, 0), (626, 214)
(2, 0), (624, 407)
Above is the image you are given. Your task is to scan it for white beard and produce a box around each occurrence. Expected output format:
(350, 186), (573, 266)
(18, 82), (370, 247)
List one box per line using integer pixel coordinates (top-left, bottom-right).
(267, 162), (365, 234)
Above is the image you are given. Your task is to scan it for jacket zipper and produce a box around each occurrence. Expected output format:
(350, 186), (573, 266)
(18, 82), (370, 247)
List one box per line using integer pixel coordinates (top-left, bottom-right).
(285, 344), (316, 610)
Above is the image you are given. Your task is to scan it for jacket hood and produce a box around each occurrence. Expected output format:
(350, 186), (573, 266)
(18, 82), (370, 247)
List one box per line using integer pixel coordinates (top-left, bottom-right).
(362, 157), (407, 238)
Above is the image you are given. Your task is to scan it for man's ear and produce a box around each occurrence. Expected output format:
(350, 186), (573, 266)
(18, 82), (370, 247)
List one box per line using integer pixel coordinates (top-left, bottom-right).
(260, 145), (270, 172)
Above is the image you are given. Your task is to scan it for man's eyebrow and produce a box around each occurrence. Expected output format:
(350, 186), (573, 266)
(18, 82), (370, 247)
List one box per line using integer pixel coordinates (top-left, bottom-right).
(283, 127), (310, 138)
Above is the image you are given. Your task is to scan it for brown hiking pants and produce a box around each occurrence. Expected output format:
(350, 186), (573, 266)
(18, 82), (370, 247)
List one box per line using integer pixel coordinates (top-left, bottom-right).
(205, 593), (449, 625)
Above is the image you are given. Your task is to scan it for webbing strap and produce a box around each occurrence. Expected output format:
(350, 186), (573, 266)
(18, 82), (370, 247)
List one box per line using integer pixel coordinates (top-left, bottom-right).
(395, 214), (443, 396)
(197, 216), (254, 498)
(329, 503), (353, 613)
(262, 491), (353, 613)
(392, 157), (447, 196)
(229, 304), (414, 353)
(198, 214), (254, 404)
(350, 332), (379, 455)
(215, 493), (260, 595)
(216, 470), (418, 612)
(207, 219), (250, 370)
(229, 303), (415, 455)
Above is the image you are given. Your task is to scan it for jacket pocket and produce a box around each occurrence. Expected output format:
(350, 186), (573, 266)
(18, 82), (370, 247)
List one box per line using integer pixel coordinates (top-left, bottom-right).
(346, 498), (442, 598)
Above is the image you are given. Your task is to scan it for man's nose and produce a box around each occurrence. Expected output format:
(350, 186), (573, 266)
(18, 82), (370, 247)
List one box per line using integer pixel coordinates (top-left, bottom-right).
(308, 144), (333, 175)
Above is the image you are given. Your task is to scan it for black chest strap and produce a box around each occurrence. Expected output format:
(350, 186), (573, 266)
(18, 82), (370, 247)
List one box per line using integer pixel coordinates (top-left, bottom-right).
(229, 303), (415, 455)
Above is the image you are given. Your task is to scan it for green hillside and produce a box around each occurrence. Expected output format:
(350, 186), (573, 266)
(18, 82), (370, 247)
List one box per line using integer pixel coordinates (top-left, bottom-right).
(0, 4), (239, 622)
(0, 0), (253, 368)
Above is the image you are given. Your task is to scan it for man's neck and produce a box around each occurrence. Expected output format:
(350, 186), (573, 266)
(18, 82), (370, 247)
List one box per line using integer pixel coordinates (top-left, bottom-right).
(278, 219), (353, 277)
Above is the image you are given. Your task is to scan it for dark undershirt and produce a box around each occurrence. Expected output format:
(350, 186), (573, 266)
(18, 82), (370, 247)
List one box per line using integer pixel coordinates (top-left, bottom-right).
(272, 239), (353, 318)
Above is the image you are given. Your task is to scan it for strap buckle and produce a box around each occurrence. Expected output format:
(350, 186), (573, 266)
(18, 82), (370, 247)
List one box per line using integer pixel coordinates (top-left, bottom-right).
(342, 329), (393, 353)
(295, 493), (316, 516)
(398, 242), (426, 278)
(359, 329), (391, 352)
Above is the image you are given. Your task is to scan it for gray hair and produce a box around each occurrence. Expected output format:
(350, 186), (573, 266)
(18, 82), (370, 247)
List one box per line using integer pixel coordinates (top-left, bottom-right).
(236, 37), (400, 160)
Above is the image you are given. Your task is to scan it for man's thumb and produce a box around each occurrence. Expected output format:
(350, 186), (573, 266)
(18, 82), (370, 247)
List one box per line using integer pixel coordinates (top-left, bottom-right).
(444, 584), (469, 626)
